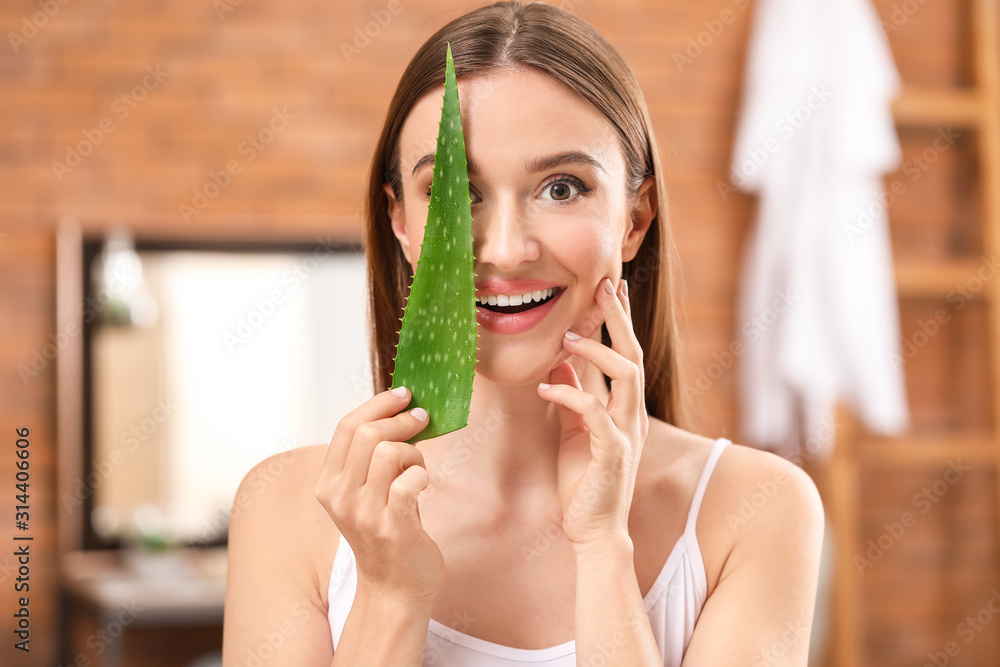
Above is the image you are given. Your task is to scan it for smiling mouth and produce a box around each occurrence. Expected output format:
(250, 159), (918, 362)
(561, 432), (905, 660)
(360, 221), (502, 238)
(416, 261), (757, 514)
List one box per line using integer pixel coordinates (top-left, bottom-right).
(476, 287), (563, 314)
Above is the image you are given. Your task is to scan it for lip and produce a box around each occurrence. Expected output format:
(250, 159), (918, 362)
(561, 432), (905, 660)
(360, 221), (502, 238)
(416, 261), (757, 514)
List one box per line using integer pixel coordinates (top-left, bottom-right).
(474, 278), (562, 298)
(476, 287), (565, 335)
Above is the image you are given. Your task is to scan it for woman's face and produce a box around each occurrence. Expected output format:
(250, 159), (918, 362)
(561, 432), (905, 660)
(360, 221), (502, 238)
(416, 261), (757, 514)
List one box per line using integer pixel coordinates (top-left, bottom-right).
(386, 66), (654, 384)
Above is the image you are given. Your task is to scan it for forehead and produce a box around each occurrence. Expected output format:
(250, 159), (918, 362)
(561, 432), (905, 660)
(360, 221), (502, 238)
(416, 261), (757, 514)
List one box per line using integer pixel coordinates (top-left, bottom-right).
(397, 67), (624, 176)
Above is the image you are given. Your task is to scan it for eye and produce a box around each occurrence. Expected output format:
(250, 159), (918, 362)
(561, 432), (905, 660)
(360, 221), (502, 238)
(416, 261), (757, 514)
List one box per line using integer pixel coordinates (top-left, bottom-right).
(541, 177), (590, 202)
(425, 185), (482, 204)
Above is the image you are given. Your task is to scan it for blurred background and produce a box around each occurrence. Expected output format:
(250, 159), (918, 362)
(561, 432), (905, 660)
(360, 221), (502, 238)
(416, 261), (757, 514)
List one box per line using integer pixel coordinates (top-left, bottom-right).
(0, 0), (997, 665)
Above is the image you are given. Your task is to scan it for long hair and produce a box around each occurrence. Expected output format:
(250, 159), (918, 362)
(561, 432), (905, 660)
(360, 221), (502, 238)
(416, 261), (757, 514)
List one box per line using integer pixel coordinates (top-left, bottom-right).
(364, 0), (687, 428)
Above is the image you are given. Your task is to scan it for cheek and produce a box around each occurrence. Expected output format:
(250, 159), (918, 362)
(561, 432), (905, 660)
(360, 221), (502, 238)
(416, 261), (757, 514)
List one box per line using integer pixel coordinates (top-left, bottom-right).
(556, 215), (621, 334)
(404, 200), (430, 264)
(567, 212), (621, 273)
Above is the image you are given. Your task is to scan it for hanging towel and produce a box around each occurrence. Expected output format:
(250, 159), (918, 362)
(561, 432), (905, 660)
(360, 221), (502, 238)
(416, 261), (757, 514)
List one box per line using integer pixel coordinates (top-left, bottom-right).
(729, 0), (910, 461)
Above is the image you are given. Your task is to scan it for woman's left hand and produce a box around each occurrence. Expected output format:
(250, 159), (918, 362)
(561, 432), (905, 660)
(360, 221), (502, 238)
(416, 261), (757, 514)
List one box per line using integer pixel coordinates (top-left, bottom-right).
(537, 277), (650, 551)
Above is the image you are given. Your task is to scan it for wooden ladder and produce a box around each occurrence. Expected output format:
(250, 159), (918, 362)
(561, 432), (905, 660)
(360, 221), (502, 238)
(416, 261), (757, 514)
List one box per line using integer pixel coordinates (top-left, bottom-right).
(827, 0), (1000, 665)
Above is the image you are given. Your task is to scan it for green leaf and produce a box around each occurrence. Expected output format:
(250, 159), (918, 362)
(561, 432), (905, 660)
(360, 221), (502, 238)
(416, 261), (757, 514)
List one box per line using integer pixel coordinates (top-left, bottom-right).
(390, 43), (477, 443)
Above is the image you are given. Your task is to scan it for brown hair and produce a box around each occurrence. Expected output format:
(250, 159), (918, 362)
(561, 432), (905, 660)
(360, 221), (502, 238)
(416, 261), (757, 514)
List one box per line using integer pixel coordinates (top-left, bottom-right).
(364, 0), (687, 428)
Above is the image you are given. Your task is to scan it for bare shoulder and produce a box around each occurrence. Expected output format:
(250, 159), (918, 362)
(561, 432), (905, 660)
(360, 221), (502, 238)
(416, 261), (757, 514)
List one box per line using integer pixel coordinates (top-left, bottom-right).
(640, 420), (824, 596)
(225, 443), (340, 624)
(701, 437), (824, 537)
(223, 443), (343, 664)
(697, 435), (825, 595)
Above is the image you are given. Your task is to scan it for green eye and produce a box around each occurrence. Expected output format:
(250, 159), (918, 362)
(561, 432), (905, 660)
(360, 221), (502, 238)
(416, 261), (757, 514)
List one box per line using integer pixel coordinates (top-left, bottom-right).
(390, 43), (477, 443)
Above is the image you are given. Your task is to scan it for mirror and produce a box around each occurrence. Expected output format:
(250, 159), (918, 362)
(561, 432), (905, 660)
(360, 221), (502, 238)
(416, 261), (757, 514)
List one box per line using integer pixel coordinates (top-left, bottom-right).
(79, 237), (373, 549)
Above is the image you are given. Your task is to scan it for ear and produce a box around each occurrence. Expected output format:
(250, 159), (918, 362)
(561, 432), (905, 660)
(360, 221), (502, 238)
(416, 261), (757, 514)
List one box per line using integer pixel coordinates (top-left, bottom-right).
(622, 175), (657, 263)
(384, 182), (413, 265)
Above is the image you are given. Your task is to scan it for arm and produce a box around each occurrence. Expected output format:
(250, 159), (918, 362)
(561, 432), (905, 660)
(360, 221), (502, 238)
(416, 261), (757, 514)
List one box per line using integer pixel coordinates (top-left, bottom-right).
(537, 277), (662, 664)
(332, 585), (434, 666)
(222, 446), (337, 666)
(680, 450), (825, 666)
(574, 536), (662, 664)
(222, 441), (437, 666)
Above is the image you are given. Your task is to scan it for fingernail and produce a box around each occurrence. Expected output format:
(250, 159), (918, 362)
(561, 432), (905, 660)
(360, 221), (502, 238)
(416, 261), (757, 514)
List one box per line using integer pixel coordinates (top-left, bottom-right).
(411, 407), (428, 422)
(622, 279), (628, 297)
(564, 330), (580, 341)
(604, 278), (615, 295)
(538, 383), (551, 391)
(392, 386), (407, 398)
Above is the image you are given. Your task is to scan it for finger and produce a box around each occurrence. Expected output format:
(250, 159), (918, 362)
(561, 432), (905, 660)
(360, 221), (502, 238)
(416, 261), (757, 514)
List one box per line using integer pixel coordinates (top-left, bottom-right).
(538, 382), (620, 457)
(598, 278), (643, 367)
(562, 331), (641, 422)
(545, 362), (589, 443)
(322, 387), (413, 478)
(619, 278), (632, 322)
(387, 464), (431, 526)
(341, 407), (429, 488)
(363, 441), (427, 507)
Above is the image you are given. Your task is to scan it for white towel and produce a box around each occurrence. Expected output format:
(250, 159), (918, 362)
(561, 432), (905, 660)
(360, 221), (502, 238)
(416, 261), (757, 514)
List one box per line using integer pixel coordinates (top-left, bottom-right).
(730, 0), (910, 461)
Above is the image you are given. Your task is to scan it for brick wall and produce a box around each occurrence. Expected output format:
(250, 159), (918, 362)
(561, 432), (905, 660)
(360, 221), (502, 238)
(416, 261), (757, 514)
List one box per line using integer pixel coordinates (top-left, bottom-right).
(0, 0), (994, 664)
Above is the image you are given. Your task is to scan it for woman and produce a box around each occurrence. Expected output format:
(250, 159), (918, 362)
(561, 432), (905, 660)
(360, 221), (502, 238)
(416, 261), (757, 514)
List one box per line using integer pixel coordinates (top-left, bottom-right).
(223, 2), (824, 665)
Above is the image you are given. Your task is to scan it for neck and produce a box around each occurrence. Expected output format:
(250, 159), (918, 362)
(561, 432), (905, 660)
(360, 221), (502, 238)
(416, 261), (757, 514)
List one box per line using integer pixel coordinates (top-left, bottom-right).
(417, 346), (610, 518)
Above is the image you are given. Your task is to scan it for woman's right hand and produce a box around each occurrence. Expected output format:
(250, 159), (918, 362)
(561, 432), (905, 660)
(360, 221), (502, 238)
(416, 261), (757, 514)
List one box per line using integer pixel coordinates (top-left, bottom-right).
(314, 386), (445, 604)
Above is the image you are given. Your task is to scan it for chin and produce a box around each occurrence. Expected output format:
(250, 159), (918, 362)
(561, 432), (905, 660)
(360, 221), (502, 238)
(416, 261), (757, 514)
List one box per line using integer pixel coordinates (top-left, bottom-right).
(473, 346), (570, 388)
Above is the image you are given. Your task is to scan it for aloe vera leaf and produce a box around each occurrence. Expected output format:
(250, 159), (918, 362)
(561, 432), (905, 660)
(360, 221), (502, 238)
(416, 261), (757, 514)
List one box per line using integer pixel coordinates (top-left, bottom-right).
(390, 43), (477, 443)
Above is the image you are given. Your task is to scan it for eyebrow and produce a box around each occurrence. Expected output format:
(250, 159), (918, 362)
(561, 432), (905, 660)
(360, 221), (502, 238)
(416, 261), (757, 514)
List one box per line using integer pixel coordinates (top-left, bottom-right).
(412, 153), (482, 176)
(410, 150), (606, 177)
(525, 151), (607, 175)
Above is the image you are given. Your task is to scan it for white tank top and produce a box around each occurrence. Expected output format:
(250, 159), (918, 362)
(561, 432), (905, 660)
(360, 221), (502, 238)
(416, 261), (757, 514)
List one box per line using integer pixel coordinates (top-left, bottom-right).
(327, 437), (731, 665)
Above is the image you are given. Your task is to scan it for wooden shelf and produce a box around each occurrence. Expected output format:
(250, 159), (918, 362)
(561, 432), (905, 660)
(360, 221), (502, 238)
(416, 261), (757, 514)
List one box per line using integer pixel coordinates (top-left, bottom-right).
(858, 432), (998, 467)
(893, 87), (982, 127)
(894, 258), (990, 297)
(830, 2), (1000, 665)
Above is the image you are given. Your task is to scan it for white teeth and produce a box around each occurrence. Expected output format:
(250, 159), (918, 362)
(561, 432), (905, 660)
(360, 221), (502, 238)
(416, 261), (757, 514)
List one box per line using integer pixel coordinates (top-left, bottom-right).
(476, 287), (557, 306)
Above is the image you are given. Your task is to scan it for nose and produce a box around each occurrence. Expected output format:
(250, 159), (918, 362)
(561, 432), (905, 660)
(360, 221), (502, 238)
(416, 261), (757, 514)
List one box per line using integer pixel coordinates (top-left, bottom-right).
(472, 196), (539, 272)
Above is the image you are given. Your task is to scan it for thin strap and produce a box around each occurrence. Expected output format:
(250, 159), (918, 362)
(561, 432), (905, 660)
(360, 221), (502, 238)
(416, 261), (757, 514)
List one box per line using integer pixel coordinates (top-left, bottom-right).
(684, 438), (731, 533)
(329, 532), (355, 594)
